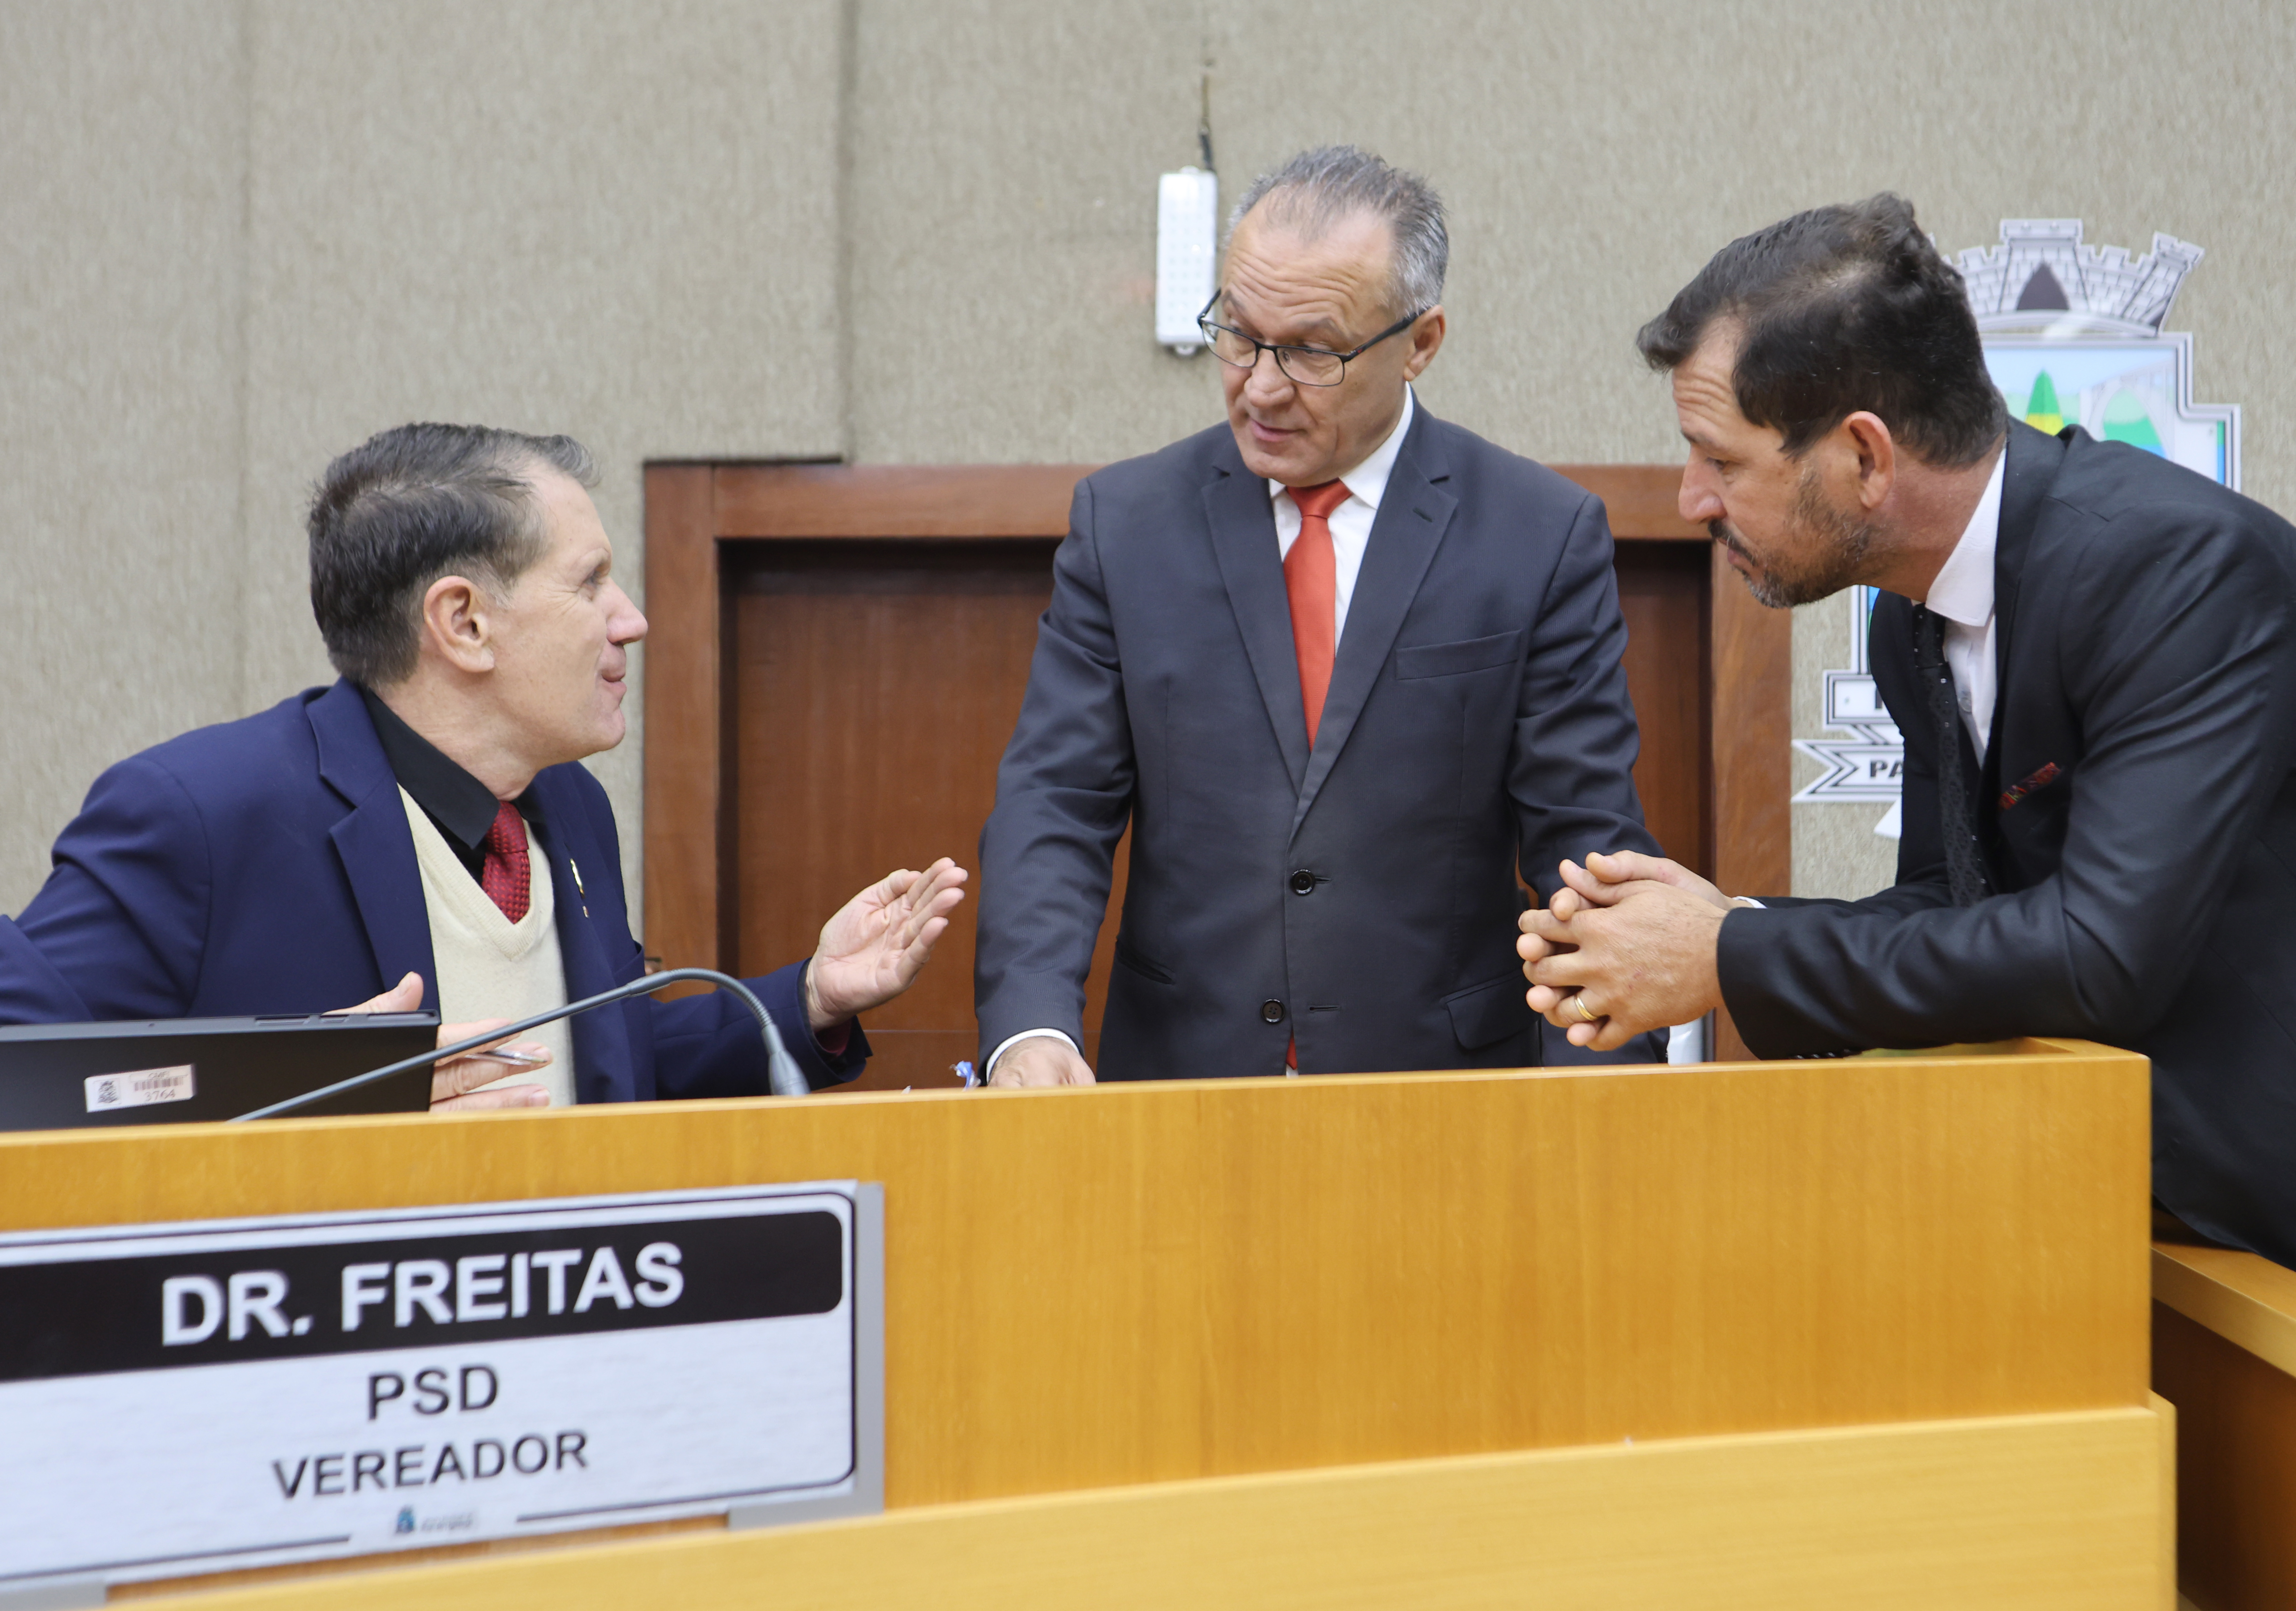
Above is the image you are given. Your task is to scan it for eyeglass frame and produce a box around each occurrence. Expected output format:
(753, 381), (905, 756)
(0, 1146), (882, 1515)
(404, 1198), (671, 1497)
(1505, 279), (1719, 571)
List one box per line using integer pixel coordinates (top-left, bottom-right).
(1194, 290), (1428, 387)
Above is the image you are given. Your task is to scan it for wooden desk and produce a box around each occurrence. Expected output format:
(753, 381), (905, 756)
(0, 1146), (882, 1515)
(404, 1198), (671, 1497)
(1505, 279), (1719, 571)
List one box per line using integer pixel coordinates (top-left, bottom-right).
(0, 1038), (2165, 1607)
(2153, 1235), (2296, 1610)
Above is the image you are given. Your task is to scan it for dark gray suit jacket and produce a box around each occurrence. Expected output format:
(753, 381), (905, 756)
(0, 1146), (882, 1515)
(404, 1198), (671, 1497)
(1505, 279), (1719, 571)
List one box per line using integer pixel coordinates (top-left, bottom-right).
(976, 406), (1661, 1079)
(1720, 422), (2296, 1265)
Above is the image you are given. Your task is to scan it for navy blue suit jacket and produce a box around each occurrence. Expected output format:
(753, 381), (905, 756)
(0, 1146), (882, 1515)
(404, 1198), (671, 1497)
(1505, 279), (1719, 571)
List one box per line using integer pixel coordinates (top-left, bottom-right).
(976, 407), (1662, 1078)
(0, 680), (865, 1100)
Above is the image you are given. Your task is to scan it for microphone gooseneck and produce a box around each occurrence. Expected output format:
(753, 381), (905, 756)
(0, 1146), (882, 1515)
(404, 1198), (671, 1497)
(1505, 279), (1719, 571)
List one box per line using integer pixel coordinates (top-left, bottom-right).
(230, 968), (810, 1121)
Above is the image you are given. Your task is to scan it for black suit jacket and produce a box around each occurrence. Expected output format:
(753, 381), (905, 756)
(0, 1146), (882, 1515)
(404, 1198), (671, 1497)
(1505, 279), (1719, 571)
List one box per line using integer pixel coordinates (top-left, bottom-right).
(1719, 422), (2296, 1263)
(976, 406), (1662, 1079)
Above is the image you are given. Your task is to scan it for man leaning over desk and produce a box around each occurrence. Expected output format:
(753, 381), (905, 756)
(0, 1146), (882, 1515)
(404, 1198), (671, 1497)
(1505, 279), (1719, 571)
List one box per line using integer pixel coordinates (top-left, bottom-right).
(1518, 195), (2296, 1266)
(0, 423), (966, 1108)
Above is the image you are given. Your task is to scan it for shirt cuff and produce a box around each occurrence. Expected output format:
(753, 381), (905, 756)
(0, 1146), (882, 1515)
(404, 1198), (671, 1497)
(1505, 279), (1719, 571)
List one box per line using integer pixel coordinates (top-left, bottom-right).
(984, 1028), (1081, 1081)
(814, 1020), (853, 1056)
(1666, 1017), (1710, 1064)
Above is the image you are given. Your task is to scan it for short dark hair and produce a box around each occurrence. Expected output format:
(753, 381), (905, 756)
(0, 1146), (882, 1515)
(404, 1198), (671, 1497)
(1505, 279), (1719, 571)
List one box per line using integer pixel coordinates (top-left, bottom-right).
(1636, 194), (2005, 466)
(308, 423), (596, 687)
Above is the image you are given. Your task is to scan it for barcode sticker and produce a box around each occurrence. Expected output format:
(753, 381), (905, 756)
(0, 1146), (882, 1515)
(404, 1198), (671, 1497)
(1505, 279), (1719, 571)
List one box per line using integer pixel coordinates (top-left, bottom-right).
(84, 1064), (195, 1113)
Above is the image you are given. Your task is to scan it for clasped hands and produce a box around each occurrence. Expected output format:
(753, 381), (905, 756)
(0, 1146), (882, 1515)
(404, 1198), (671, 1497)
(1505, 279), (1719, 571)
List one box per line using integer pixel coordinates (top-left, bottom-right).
(1516, 850), (1740, 1052)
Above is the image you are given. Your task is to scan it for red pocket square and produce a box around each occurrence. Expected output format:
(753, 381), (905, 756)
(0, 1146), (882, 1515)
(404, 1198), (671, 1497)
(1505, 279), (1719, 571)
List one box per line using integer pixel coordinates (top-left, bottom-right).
(1999, 761), (2063, 811)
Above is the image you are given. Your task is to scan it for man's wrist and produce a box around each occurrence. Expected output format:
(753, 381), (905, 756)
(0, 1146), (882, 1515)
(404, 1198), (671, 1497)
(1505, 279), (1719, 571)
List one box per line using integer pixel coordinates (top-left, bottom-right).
(984, 1028), (1080, 1081)
(801, 961), (844, 1034)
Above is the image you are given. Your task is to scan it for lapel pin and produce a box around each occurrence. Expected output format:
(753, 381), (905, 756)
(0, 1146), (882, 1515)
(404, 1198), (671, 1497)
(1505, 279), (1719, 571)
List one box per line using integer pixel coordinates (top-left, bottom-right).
(569, 858), (589, 917)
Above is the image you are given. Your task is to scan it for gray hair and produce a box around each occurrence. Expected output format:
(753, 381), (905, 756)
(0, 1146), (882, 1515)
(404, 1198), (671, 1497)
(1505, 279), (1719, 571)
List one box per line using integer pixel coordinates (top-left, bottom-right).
(1227, 145), (1448, 318)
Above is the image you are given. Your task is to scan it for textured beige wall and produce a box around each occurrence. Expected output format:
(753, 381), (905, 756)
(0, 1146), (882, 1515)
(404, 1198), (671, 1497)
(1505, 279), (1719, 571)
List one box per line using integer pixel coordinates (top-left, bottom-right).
(0, 0), (844, 916)
(0, 1), (251, 912)
(4, 0), (2292, 925)
(235, 0), (847, 910)
(847, 0), (1220, 463)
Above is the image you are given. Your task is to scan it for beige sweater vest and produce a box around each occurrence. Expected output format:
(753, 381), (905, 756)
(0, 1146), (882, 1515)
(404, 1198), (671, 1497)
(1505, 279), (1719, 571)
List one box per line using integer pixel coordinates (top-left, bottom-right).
(399, 789), (577, 1107)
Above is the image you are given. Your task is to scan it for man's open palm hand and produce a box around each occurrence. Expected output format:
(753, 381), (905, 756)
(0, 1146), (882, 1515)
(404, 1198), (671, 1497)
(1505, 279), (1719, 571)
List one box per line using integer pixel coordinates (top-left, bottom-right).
(805, 858), (969, 1028)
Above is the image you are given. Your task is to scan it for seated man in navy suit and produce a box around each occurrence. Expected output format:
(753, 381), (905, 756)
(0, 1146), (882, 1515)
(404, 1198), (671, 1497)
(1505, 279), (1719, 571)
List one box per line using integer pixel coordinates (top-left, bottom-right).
(0, 422), (966, 1108)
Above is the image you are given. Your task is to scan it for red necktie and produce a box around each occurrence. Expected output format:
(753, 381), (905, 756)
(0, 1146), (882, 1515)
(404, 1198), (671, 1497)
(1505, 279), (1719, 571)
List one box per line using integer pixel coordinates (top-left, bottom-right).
(1284, 480), (1349, 745)
(1282, 481), (1348, 1073)
(481, 800), (531, 923)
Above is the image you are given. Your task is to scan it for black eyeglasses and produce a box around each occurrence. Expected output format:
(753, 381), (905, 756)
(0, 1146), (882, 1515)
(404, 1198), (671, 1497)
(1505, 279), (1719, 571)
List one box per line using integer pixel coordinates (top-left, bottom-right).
(1195, 291), (1426, 387)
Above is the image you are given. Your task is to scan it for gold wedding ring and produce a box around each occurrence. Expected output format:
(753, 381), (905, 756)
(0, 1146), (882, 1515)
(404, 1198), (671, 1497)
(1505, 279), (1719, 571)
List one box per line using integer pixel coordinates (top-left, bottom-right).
(1571, 993), (1600, 1024)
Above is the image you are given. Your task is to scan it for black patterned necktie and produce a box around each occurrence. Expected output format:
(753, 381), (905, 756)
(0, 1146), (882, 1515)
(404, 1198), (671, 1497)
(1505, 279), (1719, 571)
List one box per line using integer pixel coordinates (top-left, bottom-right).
(1912, 604), (1990, 908)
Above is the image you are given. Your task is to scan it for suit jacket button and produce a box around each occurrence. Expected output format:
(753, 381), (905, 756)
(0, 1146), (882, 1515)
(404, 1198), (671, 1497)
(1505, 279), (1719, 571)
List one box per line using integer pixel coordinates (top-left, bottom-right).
(1260, 998), (1286, 1024)
(1288, 869), (1315, 896)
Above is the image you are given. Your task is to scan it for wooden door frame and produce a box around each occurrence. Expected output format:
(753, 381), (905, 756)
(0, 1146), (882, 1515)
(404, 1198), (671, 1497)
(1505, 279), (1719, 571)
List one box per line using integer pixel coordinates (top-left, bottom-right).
(641, 463), (1790, 1055)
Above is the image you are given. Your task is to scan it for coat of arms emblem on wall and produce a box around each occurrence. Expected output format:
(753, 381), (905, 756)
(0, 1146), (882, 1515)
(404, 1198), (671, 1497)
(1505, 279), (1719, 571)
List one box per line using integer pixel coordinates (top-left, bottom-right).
(1793, 219), (2240, 836)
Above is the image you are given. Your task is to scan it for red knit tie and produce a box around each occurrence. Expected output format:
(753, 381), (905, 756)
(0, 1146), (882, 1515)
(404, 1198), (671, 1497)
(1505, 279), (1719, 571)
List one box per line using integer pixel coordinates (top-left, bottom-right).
(1284, 480), (1350, 745)
(480, 800), (531, 923)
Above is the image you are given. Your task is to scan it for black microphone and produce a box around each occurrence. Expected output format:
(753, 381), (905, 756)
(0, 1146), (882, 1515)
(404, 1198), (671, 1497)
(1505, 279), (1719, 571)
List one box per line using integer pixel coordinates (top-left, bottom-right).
(230, 968), (809, 1121)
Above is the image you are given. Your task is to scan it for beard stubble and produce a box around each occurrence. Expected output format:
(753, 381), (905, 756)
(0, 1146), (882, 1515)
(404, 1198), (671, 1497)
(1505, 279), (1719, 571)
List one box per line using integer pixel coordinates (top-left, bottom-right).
(1713, 463), (1880, 609)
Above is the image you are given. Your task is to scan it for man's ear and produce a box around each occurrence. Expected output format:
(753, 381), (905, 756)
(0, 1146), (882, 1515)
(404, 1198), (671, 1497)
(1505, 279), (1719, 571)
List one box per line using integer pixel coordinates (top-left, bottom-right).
(419, 575), (495, 675)
(1841, 411), (1897, 511)
(1401, 305), (1445, 381)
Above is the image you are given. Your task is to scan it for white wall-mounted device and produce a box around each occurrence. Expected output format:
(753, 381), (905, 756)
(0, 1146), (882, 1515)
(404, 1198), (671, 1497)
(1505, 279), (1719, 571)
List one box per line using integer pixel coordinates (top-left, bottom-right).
(1155, 166), (1219, 355)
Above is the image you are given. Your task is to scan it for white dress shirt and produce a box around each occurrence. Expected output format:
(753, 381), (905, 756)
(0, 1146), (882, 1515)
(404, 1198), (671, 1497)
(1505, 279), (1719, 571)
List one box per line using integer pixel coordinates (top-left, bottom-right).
(984, 390), (1419, 1081)
(1923, 450), (2006, 760)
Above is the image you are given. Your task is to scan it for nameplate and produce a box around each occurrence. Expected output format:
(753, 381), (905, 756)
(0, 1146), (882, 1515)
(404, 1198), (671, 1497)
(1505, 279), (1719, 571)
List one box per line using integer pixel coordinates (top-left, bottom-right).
(0, 1183), (882, 1594)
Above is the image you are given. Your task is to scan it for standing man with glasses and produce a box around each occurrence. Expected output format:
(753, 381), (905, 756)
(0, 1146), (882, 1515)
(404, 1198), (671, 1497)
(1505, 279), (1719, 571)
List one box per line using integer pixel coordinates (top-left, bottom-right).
(976, 145), (1663, 1086)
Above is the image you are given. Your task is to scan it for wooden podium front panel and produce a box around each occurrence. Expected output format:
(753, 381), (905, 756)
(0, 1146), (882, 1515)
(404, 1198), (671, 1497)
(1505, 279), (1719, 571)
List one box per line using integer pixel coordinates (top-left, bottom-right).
(2151, 1238), (2296, 1610)
(0, 1043), (2149, 1513)
(154, 1408), (2172, 1611)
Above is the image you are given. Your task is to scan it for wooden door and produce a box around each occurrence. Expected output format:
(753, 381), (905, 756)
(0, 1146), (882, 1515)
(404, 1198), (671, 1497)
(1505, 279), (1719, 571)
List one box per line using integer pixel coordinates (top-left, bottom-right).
(725, 537), (1126, 1087)
(1611, 542), (1710, 882)
(644, 464), (1787, 1086)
